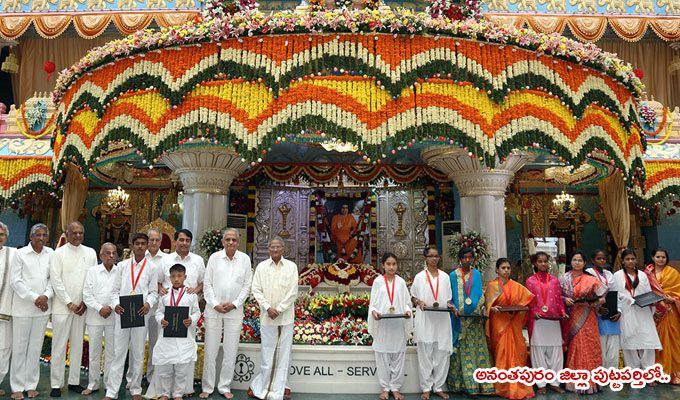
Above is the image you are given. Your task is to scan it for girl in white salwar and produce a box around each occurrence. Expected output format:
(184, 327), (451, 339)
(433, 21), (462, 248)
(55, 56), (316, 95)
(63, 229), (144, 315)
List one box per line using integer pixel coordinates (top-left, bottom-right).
(368, 252), (413, 400)
(410, 246), (452, 400)
(153, 264), (200, 400)
(612, 249), (662, 371)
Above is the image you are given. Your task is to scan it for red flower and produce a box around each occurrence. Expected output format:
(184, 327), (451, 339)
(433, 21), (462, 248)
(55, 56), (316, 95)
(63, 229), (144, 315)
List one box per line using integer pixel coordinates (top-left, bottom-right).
(634, 68), (644, 80)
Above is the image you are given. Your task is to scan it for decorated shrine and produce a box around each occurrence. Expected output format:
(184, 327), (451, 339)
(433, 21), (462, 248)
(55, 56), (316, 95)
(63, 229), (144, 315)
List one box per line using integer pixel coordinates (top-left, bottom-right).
(1, 0), (680, 394)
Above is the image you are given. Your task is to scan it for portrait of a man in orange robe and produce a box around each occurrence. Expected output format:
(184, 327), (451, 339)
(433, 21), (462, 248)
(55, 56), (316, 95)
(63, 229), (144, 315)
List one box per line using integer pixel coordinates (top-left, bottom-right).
(330, 203), (363, 263)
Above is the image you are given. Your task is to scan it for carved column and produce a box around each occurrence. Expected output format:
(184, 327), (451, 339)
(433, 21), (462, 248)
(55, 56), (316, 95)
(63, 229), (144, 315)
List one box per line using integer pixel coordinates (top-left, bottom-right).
(162, 146), (248, 246)
(422, 147), (535, 277)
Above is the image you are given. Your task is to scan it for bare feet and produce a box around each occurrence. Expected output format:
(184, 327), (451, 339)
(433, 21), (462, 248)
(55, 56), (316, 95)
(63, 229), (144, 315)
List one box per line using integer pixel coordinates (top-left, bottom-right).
(224, 393), (235, 399)
(393, 391), (405, 400)
(434, 391), (449, 399)
(102, 397), (113, 400)
(421, 392), (431, 400)
(173, 397), (183, 400)
(199, 393), (210, 399)
(379, 390), (389, 400)
(548, 385), (565, 394)
(159, 397), (168, 400)
(27, 391), (40, 398)
(132, 395), (144, 400)
(537, 387), (547, 395)
(10, 392), (23, 400)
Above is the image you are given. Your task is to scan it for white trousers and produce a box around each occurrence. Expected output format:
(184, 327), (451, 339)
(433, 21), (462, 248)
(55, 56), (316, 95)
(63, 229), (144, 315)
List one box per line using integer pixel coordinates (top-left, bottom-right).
(623, 349), (656, 370)
(10, 316), (48, 392)
(50, 313), (85, 388)
(416, 342), (449, 393)
(146, 305), (159, 377)
(250, 324), (293, 400)
(0, 320), (11, 386)
(202, 318), (242, 394)
(105, 322), (147, 398)
(600, 335), (621, 369)
(530, 345), (562, 388)
(375, 351), (406, 392)
(86, 324), (115, 391)
(157, 363), (193, 398)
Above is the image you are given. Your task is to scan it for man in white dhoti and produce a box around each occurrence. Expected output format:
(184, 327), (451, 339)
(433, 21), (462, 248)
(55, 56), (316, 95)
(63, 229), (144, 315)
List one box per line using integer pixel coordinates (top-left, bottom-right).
(200, 228), (252, 399)
(368, 252), (413, 400)
(147, 228), (204, 397)
(104, 233), (158, 400)
(9, 223), (52, 399)
(81, 243), (118, 395)
(249, 237), (298, 400)
(49, 221), (98, 397)
(410, 246), (452, 400)
(145, 228), (166, 380)
(613, 249), (662, 369)
(153, 264), (200, 400)
(0, 221), (17, 396)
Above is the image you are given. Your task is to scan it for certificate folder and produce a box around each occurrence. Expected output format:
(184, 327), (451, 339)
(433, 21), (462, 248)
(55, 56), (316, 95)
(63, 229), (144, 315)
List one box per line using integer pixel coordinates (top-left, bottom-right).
(634, 291), (665, 307)
(599, 291), (618, 319)
(496, 306), (530, 312)
(163, 306), (189, 338)
(379, 313), (409, 319)
(119, 294), (145, 329)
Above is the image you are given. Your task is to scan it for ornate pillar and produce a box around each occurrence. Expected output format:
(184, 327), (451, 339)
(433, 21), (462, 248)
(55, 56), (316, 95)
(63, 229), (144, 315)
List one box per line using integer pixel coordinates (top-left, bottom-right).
(422, 147), (535, 277)
(162, 146), (248, 246)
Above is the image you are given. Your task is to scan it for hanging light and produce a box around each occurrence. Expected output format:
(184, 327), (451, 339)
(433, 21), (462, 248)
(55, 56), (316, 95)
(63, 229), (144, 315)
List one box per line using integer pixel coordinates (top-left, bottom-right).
(552, 191), (576, 212)
(105, 186), (129, 212)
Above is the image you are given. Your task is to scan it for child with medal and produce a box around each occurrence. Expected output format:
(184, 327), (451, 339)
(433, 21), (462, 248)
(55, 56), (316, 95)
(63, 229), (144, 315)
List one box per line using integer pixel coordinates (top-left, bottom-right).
(524, 252), (566, 394)
(410, 246), (453, 400)
(446, 247), (494, 396)
(368, 253), (412, 400)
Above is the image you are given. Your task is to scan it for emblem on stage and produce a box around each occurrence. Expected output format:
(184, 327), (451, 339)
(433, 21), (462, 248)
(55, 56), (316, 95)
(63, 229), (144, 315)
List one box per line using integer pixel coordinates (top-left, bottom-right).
(465, 298), (472, 305)
(233, 353), (255, 383)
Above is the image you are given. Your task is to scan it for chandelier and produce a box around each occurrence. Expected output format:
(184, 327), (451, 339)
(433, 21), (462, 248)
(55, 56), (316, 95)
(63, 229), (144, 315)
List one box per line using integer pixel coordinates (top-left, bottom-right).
(105, 186), (130, 212)
(552, 191), (576, 212)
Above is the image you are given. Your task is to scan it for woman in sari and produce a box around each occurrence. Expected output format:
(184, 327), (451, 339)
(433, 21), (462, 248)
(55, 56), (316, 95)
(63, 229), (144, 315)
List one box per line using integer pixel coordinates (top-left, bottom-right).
(485, 258), (535, 400)
(644, 247), (680, 384)
(560, 251), (605, 394)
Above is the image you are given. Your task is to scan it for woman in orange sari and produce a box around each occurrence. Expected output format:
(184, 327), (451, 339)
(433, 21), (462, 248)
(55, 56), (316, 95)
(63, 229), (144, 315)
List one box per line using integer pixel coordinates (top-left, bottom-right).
(559, 251), (605, 394)
(486, 258), (535, 400)
(644, 247), (680, 384)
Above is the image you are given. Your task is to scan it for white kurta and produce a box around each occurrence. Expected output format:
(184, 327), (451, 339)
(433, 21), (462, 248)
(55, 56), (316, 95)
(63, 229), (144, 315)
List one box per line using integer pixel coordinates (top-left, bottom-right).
(0, 244), (14, 386)
(152, 288), (200, 366)
(368, 274), (413, 353)
(251, 257), (299, 326)
(611, 270), (662, 350)
(49, 243), (97, 314)
(202, 249), (252, 395)
(159, 252), (205, 289)
(9, 244), (52, 393)
(83, 264), (117, 326)
(409, 269), (453, 353)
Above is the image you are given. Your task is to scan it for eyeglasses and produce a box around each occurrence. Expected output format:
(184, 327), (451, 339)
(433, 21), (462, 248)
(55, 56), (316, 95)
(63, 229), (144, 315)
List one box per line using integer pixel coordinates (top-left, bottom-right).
(425, 255), (440, 258)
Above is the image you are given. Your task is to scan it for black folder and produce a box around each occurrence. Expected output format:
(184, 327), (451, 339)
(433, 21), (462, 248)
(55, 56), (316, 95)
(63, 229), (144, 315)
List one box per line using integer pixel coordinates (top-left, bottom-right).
(163, 306), (190, 338)
(634, 291), (665, 307)
(599, 291), (618, 319)
(574, 296), (601, 303)
(379, 313), (410, 319)
(119, 294), (145, 329)
(423, 307), (454, 312)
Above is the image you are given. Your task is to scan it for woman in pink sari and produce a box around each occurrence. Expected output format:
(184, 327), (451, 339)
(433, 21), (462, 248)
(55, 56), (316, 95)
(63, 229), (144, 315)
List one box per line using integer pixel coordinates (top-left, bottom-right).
(559, 251), (606, 394)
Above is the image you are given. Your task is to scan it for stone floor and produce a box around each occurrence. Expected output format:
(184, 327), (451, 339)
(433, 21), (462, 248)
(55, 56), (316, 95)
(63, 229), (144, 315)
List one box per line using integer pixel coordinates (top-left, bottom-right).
(1, 365), (679, 399)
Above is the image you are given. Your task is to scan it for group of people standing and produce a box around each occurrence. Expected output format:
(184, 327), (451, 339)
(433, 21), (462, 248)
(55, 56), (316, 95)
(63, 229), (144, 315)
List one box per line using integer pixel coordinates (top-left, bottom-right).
(368, 245), (680, 400)
(0, 221), (299, 400)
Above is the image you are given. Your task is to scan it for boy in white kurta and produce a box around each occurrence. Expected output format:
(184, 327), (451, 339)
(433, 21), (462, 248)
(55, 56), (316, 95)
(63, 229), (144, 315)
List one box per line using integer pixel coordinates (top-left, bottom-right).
(81, 243), (118, 395)
(410, 247), (453, 399)
(153, 264), (200, 400)
(612, 250), (662, 369)
(368, 253), (413, 400)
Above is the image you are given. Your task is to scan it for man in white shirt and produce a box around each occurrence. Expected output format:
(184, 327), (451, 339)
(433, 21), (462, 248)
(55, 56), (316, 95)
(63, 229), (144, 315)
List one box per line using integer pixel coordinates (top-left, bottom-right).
(49, 221), (98, 397)
(104, 233), (158, 400)
(81, 243), (118, 395)
(249, 237), (298, 400)
(145, 228), (166, 380)
(9, 223), (53, 399)
(0, 221), (16, 396)
(200, 228), (252, 399)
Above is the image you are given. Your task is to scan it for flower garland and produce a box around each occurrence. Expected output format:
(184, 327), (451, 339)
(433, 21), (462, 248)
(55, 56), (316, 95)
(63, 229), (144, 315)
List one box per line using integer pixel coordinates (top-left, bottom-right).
(446, 230), (491, 272)
(17, 103), (56, 139)
(198, 227), (226, 259)
(298, 262), (378, 288)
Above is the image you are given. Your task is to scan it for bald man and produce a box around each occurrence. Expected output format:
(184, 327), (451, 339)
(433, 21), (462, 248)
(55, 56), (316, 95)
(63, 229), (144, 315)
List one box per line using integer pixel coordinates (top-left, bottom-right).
(82, 243), (118, 395)
(49, 222), (97, 397)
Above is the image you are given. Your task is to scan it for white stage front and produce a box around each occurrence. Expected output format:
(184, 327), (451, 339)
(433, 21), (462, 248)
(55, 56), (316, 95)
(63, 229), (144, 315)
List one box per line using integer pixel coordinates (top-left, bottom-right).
(227, 344), (421, 394)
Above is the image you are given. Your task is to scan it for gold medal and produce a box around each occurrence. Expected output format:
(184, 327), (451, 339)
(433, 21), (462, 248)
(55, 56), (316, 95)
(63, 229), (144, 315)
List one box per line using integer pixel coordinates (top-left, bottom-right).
(465, 298), (472, 305)
(541, 305), (549, 313)
(389, 306), (395, 313)
(130, 290), (136, 295)
(433, 302), (439, 308)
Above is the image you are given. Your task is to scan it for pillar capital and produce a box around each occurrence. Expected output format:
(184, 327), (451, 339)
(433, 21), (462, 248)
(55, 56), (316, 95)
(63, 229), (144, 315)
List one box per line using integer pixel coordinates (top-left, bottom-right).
(162, 146), (248, 195)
